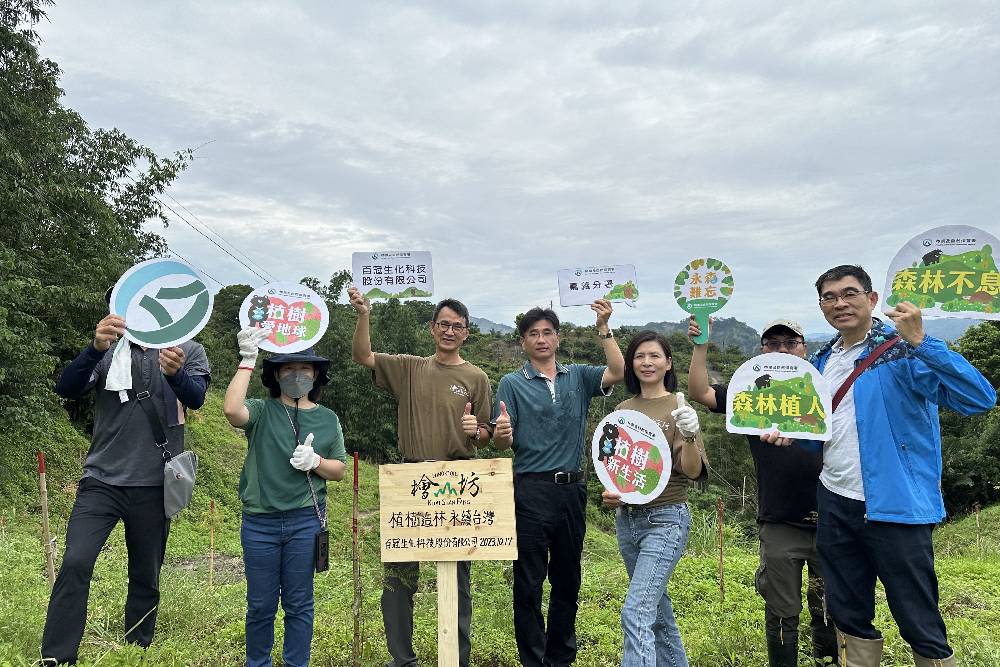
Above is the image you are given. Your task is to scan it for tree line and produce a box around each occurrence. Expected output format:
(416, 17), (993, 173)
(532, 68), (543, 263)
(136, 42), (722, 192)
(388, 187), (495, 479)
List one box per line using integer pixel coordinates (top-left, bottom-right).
(2, 0), (997, 520)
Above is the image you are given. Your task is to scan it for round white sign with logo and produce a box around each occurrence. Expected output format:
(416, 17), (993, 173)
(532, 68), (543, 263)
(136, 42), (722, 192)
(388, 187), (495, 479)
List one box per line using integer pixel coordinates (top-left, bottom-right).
(239, 282), (330, 353)
(592, 409), (671, 505)
(109, 258), (214, 348)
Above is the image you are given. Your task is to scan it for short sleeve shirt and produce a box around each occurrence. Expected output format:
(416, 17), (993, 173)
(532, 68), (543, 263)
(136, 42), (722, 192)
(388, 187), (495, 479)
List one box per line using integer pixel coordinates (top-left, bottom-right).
(493, 361), (610, 473)
(373, 353), (493, 462)
(616, 394), (708, 508)
(238, 398), (347, 514)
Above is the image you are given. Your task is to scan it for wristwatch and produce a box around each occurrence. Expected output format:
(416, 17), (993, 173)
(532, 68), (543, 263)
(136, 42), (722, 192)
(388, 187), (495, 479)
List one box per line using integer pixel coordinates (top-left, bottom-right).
(597, 329), (614, 339)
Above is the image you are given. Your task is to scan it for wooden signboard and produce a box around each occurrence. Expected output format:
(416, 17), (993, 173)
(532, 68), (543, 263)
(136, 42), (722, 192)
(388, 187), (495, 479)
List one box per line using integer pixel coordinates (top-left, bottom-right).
(379, 458), (517, 665)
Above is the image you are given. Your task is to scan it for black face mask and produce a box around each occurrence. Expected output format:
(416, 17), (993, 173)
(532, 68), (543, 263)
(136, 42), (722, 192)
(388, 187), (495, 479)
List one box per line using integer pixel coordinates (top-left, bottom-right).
(278, 371), (314, 400)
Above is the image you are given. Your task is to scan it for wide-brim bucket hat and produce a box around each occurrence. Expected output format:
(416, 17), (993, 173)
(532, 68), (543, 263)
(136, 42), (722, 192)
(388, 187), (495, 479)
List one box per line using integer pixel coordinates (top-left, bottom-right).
(261, 347), (330, 393)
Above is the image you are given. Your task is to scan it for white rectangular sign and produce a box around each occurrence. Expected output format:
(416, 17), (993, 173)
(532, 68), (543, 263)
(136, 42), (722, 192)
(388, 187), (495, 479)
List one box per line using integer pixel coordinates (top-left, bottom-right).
(352, 251), (434, 299)
(557, 264), (638, 307)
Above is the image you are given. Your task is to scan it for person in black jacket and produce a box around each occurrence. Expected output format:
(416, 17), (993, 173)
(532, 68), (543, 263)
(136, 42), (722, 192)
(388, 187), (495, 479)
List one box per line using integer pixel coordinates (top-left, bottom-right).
(688, 316), (837, 667)
(40, 312), (210, 665)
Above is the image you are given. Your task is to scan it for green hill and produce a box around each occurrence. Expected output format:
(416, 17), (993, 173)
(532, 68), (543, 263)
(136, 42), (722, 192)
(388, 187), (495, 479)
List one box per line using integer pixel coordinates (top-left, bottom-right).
(1, 389), (999, 665)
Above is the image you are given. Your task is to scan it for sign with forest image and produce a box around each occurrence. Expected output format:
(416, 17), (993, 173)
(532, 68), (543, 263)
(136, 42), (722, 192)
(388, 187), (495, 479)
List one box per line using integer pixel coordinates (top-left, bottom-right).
(726, 353), (833, 441)
(352, 251), (434, 299)
(884, 225), (1000, 320)
(674, 257), (734, 344)
(557, 264), (638, 307)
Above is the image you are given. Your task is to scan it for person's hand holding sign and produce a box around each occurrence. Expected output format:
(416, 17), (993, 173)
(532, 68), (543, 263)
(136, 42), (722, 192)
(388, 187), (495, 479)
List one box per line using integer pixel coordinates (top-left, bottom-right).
(159, 347), (186, 376)
(760, 431), (794, 447)
(601, 490), (623, 509)
(94, 314), (127, 352)
(591, 298), (613, 333)
(885, 301), (926, 348)
(670, 393), (701, 438)
(347, 286), (370, 315)
(462, 402), (479, 439)
(237, 326), (270, 370)
(686, 315), (711, 344)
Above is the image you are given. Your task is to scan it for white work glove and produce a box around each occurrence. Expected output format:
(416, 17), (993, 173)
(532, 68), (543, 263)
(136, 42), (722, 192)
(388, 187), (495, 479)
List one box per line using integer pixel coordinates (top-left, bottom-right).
(237, 326), (269, 368)
(290, 433), (321, 471)
(670, 392), (700, 438)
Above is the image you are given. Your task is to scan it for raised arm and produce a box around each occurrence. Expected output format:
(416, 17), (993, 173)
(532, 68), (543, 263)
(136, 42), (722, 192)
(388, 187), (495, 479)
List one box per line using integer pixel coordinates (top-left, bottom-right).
(223, 327), (268, 427)
(348, 286), (376, 369)
(594, 299), (625, 387)
(686, 316), (718, 410)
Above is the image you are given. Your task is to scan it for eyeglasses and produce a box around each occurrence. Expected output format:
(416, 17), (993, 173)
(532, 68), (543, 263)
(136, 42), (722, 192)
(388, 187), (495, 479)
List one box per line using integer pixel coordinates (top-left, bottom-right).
(818, 289), (870, 308)
(525, 329), (558, 339)
(434, 321), (468, 333)
(762, 339), (805, 352)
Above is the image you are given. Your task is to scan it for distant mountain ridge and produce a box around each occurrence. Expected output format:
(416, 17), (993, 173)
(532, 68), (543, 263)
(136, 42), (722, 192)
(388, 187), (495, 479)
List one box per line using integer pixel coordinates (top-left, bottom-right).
(471, 316), (514, 333)
(805, 318), (977, 344)
(635, 316), (762, 355)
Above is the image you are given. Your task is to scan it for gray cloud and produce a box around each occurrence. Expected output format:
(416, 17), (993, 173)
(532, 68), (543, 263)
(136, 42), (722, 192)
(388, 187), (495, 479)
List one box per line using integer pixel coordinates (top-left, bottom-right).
(36, 0), (1000, 332)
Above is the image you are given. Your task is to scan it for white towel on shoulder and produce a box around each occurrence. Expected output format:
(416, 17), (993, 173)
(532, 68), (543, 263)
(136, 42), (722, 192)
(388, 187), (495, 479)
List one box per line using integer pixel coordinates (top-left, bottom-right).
(105, 340), (133, 397)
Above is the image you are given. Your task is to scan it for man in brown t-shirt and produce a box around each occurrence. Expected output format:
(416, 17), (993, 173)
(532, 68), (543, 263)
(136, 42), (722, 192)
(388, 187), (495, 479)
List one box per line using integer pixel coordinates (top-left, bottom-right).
(348, 287), (492, 667)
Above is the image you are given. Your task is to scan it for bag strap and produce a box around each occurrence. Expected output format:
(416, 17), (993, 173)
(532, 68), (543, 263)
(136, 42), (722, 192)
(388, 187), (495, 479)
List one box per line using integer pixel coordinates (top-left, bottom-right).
(128, 350), (172, 459)
(831, 335), (901, 412)
(282, 403), (328, 531)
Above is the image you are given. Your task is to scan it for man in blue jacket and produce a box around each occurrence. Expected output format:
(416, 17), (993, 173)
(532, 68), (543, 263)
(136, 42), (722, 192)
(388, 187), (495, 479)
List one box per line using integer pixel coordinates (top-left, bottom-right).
(810, 265), (996, 667)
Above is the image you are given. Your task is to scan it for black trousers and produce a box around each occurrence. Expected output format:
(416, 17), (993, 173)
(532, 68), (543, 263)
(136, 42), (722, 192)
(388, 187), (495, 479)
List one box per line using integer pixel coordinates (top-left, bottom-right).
(512, 475), (587, 667)
(817, 483), (951, 659)
(41, 477), (170, 665)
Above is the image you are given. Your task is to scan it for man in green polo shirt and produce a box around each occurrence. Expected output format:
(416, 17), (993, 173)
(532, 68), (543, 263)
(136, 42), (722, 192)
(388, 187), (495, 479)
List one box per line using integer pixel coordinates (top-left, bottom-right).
(492, 300), (624, 667)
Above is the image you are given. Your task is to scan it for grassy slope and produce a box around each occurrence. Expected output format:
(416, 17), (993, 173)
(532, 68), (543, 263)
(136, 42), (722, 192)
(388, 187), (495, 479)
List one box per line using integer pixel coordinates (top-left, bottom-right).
(1, 392), (998, 666)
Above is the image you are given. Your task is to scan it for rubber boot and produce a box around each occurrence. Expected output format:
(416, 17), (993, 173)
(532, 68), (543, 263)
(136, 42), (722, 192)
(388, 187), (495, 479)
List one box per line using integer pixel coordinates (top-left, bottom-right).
(836, 629), (883, 667)
(912, 651), (956, 667)
(812, 624), (839, 665)
(767, 633), (799, 667)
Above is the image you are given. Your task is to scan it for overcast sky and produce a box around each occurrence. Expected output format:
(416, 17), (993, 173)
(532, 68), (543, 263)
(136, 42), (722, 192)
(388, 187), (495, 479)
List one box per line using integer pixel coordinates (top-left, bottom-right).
(36, 1), (1000, 333)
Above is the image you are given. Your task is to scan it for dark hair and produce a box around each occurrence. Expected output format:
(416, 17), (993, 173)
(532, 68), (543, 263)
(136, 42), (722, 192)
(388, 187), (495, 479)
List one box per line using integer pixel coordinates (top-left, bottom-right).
(623, 330), (677, 395)
(267, 363), (323, 402)
(518, 307), (560, 337)
(432, 298), (470, 326)
(815, 265), (872, 295)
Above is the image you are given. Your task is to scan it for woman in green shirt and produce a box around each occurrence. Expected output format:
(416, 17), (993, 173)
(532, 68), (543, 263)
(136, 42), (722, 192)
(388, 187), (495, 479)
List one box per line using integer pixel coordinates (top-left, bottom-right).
(602, 330), (708, 667)
(224, 328), (346, 667)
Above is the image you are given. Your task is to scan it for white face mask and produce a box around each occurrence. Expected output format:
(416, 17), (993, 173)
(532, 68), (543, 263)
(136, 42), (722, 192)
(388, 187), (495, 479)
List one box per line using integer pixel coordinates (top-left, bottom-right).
(278, 371), (314, 399)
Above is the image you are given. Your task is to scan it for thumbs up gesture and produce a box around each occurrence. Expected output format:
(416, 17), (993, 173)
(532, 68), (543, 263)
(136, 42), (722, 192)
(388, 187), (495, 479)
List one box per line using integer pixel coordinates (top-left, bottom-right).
(670, 392), (701, 438)
(494, 401), (513, 441)
(461, 402), (480, 438)
(290, 432), (321, 471)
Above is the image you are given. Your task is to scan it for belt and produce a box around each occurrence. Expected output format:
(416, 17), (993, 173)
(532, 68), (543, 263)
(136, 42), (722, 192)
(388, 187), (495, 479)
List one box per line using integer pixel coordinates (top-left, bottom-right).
(517, 470), (584, 485)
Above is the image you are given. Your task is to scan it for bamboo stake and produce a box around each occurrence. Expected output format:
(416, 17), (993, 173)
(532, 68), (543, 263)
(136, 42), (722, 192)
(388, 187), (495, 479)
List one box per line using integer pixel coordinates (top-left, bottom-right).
(974, 502), (982, 556)
(209, 498), (216, 587)
(352, 452), (361, 667)
(717, 497), (725, 606)
(37, 452), (56, 588)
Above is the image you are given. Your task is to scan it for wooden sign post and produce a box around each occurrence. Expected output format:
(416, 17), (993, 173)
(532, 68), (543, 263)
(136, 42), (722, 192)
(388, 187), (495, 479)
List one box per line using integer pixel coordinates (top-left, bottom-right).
(379, 458), (517, 666)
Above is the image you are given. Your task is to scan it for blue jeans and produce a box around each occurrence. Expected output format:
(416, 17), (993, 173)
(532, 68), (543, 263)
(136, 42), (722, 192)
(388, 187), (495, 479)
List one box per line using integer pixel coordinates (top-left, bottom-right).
(616, 502), (691, 667)
(241, 506), (321, 667)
